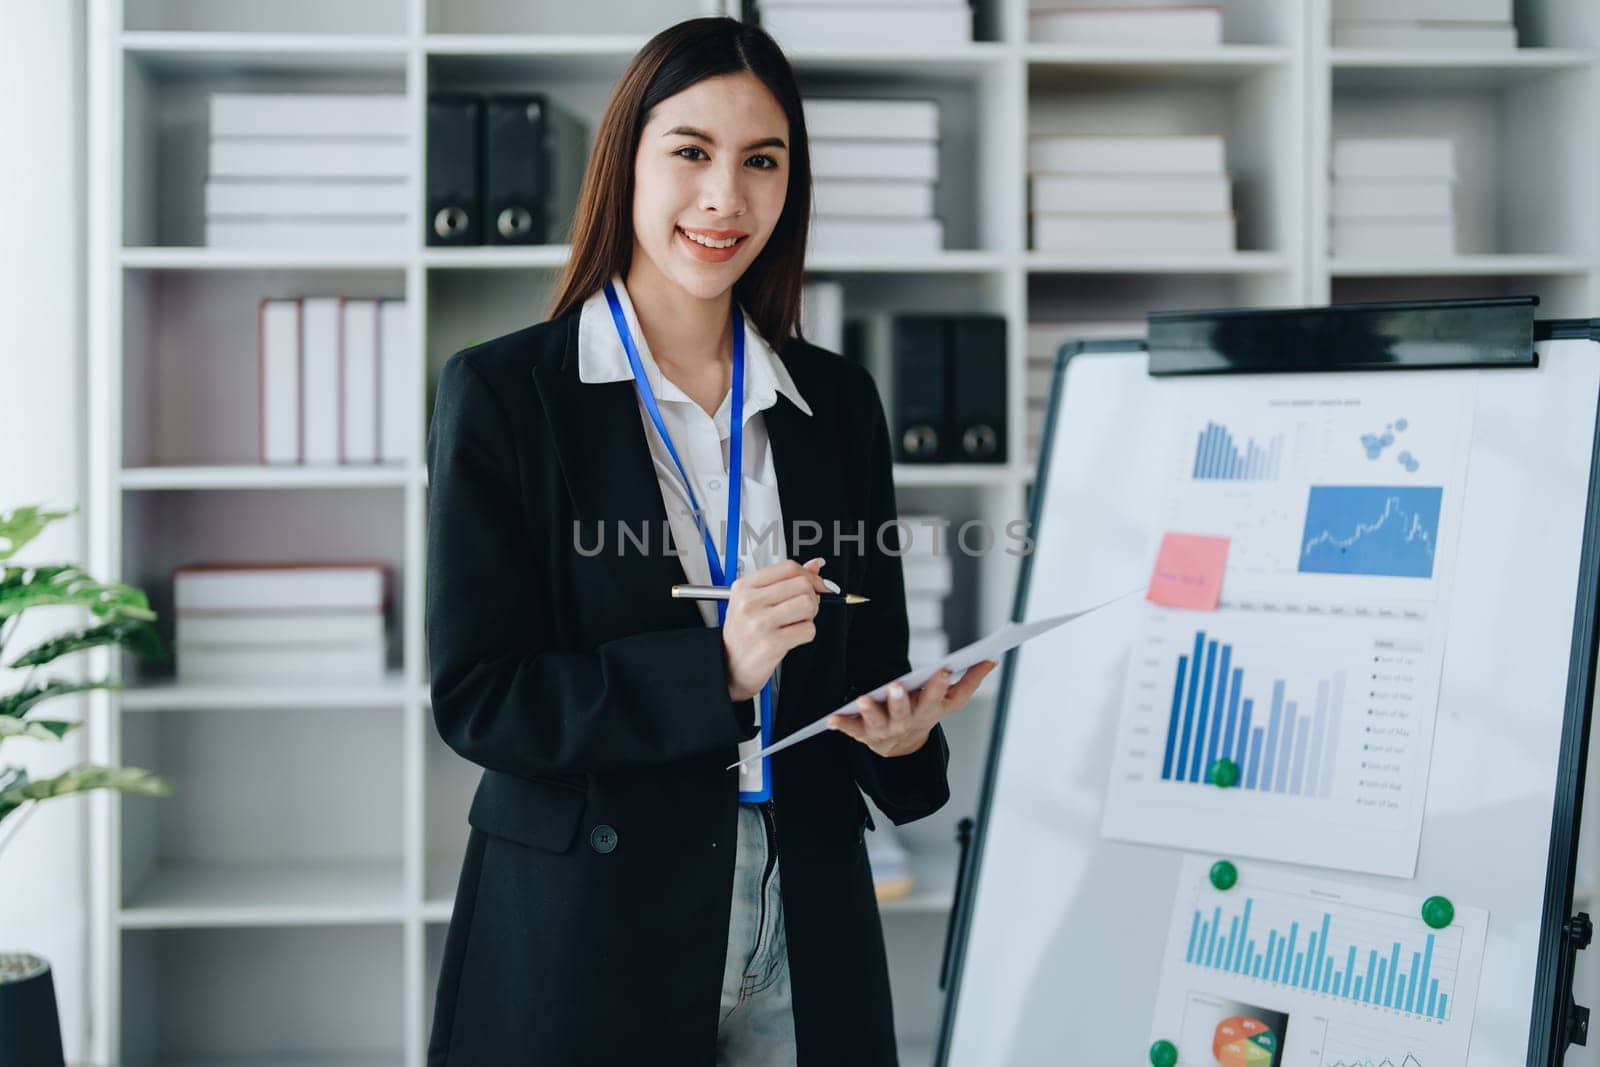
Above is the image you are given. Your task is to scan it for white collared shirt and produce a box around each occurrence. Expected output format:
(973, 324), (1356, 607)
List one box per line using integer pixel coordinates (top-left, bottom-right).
(577, 272), (813, 795)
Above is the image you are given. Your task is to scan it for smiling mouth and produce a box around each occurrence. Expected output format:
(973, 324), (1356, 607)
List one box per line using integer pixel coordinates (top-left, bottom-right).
(677, 226), (748, 250)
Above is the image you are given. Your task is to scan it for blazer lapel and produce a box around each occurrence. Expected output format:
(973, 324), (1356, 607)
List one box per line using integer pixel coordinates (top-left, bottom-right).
(532, 313), (703, 632)
(534, 313), (839, 732)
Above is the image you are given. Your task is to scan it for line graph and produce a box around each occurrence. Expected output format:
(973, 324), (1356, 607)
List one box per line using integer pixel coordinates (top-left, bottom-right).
(1320, 1018), (1435, 1067)
(1299, 486), (1443, 579)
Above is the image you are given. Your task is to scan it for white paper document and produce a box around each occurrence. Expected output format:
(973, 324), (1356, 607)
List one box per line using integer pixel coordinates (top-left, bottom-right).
(729, 591), (1136, 769)
(1151, 856), (1488, 1067)
(1101, 375), (1476, 877)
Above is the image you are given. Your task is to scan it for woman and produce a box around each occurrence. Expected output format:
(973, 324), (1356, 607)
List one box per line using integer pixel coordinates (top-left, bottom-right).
(424, 16), (997, 1066)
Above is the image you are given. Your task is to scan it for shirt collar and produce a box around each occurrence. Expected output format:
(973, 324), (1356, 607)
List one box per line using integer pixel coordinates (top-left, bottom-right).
(577, 271), (813, 419)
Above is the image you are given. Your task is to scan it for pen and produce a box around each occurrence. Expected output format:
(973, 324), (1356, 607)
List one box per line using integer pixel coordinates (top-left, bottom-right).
(671, 583), (870, 605)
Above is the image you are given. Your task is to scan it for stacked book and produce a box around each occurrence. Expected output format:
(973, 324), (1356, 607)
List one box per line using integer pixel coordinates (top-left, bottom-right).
(756, 0), (971, 48)
(1332, 0), (1515, 49)
(259, 297), (412, 466)
(206, 92), (411, 250)
(800, 279), (845, 353)
(1029, 135), (1235, 253)
(1025, 320), (1142, 465)
(1330, 139), (1456, 259)
(1030, 2), (1222, 46)
(806, 98), (943, 257)
(865, 814), (915, 901)
(899, 513), (953, 667)
(174, 563), (389, 684)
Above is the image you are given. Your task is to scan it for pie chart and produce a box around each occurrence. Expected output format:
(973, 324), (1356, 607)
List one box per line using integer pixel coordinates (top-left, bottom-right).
(1212, 1015), (1279, 1066)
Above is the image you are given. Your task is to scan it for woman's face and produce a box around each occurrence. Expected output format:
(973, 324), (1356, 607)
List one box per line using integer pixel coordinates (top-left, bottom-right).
(631, 71), (791, 302)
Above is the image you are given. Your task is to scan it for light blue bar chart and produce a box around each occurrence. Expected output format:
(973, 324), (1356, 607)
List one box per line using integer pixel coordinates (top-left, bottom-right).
(1192, 420), (1284, 481)
(1160, 629), (1343, 798)
(1183, 892), (1458, 1022)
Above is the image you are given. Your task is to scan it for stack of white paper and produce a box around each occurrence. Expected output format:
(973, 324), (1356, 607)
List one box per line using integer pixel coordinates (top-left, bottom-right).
(800, 279), (845, 353)
(1029, 2), (1222, 46)
(1028, 134), (1235, 253)
(733, 602), (1115, 766)
(173, 563), (389, 683)
(259, 296), (411, 466)
(898, 513), (954, 666)
(205, 92), (411, 250)
(1024, 320), (1143, 464)
(1331, 0), (1515, 49)
(805, 98), (944, 256)
(758, 0), (971, 48)
(865, 814), (915, 900)
(1330, 138), (1456, 258)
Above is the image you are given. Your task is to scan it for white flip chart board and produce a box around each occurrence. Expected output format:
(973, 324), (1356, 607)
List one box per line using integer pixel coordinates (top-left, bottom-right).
(938, 308), (1599, 1067)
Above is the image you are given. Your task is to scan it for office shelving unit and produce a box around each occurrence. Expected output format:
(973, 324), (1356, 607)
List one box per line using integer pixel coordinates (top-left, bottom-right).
(85, 0), (1599, 1063)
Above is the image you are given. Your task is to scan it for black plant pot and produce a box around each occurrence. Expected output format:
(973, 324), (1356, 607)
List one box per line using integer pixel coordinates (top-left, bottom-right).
(0, 954), (65, 1067)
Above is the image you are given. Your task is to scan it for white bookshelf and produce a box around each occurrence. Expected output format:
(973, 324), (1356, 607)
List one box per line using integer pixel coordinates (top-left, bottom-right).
(85, 0), (1600, 1064)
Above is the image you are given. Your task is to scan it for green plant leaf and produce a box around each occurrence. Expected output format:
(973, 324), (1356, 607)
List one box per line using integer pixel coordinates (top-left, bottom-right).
(0, 762), (171, 808)
(0, 505), (173, 835)
(7, 616), (170, 669)
(0, 718), (78, 742)
(0, 505), (76, 563)
(0, 767), (27, 824)
(0, 564), (157, 624)
(0, 678), (121, 719)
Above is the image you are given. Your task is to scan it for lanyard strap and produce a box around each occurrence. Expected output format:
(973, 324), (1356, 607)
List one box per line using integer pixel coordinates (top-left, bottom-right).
(604, 281), (745, 614)
(604, 282), (772, 800)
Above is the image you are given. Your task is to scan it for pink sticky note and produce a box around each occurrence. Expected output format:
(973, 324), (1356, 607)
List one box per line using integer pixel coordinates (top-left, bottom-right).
(1147, 532), (1230, 611)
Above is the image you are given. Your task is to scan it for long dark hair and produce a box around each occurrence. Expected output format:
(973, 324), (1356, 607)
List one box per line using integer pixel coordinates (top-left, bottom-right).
(547, 17), (812, 347)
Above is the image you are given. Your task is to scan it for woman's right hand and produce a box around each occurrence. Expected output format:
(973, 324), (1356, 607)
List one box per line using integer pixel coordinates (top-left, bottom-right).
(723, 557), (838, 703)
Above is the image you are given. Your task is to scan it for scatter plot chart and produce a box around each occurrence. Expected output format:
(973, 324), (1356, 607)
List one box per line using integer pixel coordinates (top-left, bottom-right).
(1361, 418), (1421, 472)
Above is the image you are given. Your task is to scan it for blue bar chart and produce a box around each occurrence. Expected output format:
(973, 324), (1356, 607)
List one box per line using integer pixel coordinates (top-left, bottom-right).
(1182, 890), (1459, 1021)
(1193, 420), (1284, 481)
(1159, 628), (1342, 799)
(1154, 860), (1486, 1067)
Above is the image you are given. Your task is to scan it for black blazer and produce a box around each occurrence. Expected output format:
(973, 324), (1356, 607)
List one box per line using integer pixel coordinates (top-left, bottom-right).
(424, 303), (951, 1066)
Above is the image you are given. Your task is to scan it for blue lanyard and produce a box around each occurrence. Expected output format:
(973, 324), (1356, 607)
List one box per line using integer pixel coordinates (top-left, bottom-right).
(604, 281), (773, 800)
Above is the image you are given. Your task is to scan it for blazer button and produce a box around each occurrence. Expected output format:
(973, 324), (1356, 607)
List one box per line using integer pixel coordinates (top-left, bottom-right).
(590, 824), (618, 854)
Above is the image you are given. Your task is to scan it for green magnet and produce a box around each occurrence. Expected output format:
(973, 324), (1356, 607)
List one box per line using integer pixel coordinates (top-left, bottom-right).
(1149, 1039), (1178, 1067)
(1209, 860), (1238, 891)
(1207, 758), (1240, 788)
(1422, 895), (1455, 929)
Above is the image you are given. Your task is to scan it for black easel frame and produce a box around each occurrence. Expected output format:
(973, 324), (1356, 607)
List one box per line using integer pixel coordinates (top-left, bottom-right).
(934, 299), (1594, 1067)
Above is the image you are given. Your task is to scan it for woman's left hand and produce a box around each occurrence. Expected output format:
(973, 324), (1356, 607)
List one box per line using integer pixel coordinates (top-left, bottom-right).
(826, 660), (1000, 758)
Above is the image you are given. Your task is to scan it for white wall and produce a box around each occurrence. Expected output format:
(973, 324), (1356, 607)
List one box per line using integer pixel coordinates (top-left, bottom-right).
(0, 0), (90, 1059)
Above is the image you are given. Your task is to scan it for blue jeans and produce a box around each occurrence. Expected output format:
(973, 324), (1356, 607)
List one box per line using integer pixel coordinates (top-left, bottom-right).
(717, 802), (797, 1065)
